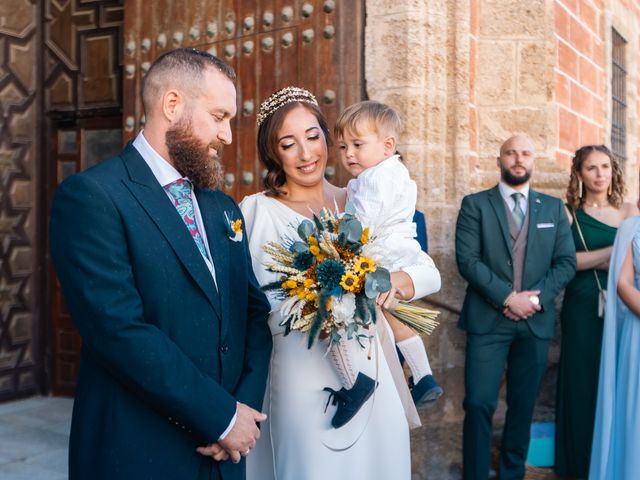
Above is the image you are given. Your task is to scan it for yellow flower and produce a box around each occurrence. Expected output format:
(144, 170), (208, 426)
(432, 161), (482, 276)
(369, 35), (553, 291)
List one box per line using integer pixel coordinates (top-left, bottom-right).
(308, 235), (318, 246)
(303, 278), (315, 288)
(310, 245), (320, 256)
(361, 227), (369, 244)
(283, 279), (297, 289)
(354, 256), (376, 274)
(305, 292), (317, 302)
(340, 271), (360, 292)
(232, 219), (242, 233)
(327, 298), (333, 311)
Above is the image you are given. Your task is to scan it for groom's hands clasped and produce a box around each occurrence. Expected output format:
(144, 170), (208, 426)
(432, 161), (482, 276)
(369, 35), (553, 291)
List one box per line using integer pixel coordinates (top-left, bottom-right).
(197, 402), (267, 463)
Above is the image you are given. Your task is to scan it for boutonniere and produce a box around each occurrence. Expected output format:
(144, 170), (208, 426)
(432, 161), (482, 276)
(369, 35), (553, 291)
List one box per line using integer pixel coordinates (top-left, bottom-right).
(224, 211), (243, 242)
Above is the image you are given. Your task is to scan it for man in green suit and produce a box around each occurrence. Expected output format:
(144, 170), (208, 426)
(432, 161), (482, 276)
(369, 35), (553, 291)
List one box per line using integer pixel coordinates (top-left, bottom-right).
(455, 135), (576, 480)
(50, 49), (272, 479)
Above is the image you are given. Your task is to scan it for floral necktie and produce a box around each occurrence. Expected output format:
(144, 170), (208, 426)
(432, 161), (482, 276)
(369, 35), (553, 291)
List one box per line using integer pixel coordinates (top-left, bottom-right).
(164, 178), (210, 260)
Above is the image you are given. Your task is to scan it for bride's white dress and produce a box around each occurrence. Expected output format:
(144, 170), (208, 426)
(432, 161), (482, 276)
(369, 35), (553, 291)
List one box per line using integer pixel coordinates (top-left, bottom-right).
(240, 192), (440, 480)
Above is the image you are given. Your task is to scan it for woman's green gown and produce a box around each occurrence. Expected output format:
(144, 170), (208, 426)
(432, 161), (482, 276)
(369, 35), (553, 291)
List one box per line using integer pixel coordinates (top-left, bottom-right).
(555, 208), (617, 478)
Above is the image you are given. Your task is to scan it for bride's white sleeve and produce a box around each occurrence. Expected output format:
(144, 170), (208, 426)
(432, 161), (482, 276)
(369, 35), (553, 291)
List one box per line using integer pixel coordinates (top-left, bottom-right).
(402, 250), (441, 301)
(239, 194), (276, 288)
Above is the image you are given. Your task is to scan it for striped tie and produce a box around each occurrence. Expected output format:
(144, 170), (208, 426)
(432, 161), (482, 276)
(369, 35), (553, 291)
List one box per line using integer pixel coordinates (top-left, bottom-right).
(511, 192), (525, 229)
(164, 178), (210, 260)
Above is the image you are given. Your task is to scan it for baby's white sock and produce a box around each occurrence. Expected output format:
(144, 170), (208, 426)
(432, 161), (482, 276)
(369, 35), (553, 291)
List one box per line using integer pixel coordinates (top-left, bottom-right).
(397, 335), (432, 383)
(328, 339), (358, 389)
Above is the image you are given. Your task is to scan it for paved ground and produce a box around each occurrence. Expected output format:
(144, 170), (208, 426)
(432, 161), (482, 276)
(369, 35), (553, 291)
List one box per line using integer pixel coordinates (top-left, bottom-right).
(0, 396), (72, 480)
(0, 396), (558, 479)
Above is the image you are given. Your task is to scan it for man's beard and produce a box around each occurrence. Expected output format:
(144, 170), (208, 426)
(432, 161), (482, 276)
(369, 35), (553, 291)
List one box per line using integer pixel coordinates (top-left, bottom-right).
(165, 120), (224, 190)
(500, 164), (531, 187)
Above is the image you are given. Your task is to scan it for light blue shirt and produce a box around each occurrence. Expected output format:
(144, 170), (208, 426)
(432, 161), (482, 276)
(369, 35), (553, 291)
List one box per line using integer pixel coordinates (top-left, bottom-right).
(498, 181), (529, 215)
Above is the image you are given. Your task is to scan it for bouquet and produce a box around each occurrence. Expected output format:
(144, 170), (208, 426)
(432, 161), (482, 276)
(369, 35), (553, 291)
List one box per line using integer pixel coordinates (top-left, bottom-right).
(387, 298), (440, 335)
(261, 205), (392, 348)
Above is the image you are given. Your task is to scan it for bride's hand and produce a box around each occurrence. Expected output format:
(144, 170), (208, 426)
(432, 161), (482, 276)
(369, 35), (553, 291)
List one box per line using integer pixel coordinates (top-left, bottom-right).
(377, 271), (415, 308)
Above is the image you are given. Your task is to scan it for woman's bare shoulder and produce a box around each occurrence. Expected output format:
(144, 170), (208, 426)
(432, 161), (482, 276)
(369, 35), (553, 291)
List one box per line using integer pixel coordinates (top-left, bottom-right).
(621, 201), (640, 219)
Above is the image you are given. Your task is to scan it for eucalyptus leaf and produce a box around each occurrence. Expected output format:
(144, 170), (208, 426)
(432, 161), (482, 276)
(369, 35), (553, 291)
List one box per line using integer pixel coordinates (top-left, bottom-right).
(297, 220), (315, 240)
(338, 218), (363, 244)
(369, 268), (391, 292)
(344, 201), (357, 216)
(290, 241), (309, 253)
(364, 268), (392, 298)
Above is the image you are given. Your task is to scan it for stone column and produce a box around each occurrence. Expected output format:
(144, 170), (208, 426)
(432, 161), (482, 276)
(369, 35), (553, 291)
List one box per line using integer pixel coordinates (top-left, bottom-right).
(366, 1), (471, 477)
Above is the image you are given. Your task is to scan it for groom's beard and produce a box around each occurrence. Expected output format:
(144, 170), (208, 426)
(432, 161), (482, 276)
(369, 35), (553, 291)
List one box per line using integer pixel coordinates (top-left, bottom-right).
(166, 119), (224, 190)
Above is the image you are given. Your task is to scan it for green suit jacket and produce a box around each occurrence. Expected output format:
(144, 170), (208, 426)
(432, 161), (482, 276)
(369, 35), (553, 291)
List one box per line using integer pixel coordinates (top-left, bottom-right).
(455, 185), (576, 339)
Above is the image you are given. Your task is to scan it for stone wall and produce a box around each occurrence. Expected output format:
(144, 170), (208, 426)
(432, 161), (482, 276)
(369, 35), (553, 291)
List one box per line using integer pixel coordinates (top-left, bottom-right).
(366, 0), (640, 478)
(366, 1), (471, 477)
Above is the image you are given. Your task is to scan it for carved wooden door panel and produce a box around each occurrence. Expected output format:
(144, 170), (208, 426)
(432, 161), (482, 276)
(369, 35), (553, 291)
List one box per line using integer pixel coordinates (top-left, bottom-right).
(0, 1), (41, 402)
(44, 0), (124, 396)
(123, 0), (364, 200)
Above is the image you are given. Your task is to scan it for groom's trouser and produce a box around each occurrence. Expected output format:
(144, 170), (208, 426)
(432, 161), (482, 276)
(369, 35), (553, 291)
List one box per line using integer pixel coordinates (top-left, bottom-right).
(198, 458), (222, 480)
(462, 318), (549, 480)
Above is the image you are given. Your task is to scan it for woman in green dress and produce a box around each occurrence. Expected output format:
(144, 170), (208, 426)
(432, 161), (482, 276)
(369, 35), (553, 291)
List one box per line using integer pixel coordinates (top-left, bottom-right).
(555, 145), (637, 478)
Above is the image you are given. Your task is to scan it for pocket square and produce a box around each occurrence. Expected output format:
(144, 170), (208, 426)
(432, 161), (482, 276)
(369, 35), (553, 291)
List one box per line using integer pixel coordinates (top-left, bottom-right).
(537, 223), (554, 229)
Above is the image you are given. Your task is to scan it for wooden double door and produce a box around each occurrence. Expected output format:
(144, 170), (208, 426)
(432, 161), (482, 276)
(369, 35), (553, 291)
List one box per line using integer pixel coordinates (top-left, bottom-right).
(48, 0), (364, 395)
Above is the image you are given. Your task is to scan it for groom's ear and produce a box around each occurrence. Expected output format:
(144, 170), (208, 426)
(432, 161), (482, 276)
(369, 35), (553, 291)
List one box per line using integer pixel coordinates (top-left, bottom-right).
(162, 89), (184, 123)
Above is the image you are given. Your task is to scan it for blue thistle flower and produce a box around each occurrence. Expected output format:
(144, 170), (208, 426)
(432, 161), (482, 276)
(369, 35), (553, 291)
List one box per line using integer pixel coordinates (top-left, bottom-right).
(315, 259), (345, 290)
(292, 251), (315, 271)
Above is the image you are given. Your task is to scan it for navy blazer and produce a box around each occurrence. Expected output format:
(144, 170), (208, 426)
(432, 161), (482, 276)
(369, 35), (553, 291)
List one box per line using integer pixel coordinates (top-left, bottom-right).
(50, 143), (272, 480)
(413, 210), (429, 253)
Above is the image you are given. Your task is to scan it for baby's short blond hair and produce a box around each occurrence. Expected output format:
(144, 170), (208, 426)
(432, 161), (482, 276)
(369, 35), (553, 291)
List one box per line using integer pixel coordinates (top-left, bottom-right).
(334, 100), (401, 140)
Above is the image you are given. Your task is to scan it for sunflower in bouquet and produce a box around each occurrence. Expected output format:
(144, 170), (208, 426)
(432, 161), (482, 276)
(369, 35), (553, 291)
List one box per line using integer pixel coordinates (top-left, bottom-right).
(261, 205), (392, 348)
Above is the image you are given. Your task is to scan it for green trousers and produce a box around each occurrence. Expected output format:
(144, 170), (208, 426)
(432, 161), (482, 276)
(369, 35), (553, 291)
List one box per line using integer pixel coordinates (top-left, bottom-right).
(462, 318), (550, 480)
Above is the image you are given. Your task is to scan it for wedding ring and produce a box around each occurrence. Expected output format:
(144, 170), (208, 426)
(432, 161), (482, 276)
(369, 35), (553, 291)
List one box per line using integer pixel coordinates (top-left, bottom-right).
(243, 449), (250, 455)
(529, 295), (539, 305)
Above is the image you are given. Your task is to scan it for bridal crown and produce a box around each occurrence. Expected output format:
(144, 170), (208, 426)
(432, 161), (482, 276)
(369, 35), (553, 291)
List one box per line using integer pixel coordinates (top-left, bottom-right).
(257, 86), (318, 127)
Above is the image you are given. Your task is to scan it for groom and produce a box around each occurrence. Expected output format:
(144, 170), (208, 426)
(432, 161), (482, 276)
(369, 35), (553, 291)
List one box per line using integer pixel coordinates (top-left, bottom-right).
(49, 49), (272, 479)
(455, 135), (575, 479)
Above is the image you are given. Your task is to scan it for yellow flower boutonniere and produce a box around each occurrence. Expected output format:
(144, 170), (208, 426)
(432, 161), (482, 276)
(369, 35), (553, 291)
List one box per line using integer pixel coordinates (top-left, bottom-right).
(224, 211), (243, 242)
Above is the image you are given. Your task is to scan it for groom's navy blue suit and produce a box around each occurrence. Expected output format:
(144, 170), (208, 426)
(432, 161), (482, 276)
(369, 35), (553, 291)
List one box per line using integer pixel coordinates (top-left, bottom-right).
(50, 143), (272, 480)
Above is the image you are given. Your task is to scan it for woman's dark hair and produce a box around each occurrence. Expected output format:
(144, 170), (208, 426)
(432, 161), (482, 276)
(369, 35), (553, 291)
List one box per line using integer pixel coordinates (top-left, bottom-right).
(257, 101), (332, 197)
(566, 144), (625, 210)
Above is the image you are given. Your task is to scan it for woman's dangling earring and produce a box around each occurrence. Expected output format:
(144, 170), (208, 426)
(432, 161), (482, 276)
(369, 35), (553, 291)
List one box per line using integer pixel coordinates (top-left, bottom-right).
(608, 181), (613, 197)
(579, 179), (583, 199)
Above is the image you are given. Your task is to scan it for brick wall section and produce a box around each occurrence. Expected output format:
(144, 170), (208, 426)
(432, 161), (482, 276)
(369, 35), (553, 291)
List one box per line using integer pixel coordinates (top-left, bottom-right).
(555, 0), (640, 201)
(554, 0), (606, 167)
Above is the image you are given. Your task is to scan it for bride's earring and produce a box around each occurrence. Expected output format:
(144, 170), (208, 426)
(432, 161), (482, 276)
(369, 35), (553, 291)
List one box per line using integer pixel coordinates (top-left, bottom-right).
(608, 181), (613, 196)
(578, 179), (583, 198)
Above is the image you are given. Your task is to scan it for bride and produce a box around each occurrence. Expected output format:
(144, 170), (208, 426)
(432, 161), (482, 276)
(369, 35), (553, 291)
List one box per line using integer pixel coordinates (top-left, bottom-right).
(240, 87), (441, 479)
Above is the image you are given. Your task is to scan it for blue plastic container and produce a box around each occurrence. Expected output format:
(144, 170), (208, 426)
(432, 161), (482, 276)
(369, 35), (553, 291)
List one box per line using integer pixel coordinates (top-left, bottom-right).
(526, 422), (555, 467)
